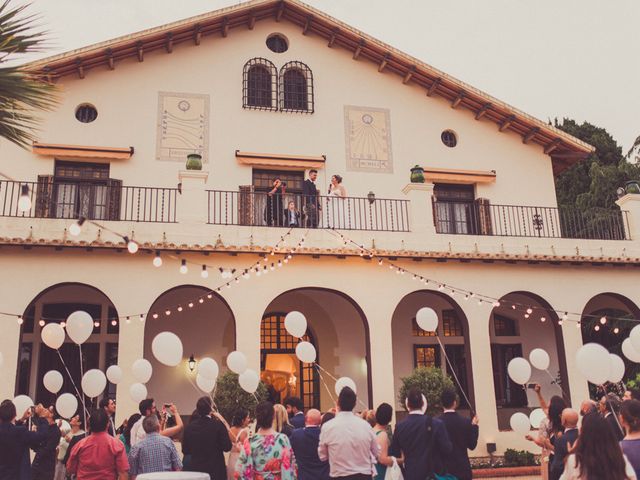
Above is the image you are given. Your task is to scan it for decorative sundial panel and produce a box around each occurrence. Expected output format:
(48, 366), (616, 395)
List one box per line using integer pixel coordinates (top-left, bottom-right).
(156, 92), (210, 163)
(344, 105), (393, 173)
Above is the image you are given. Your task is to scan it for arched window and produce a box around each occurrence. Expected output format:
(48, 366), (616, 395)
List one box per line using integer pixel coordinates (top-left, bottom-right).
(279, 61), (314, 113)
(243, 58), (277, 110)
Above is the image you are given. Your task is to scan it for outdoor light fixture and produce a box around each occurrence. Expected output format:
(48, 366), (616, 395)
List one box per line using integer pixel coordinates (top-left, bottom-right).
(367, 191), (376, 204)
(188, 354), (196, 372)
(486, 442), (497, 454)
(17, 184), (31, 212)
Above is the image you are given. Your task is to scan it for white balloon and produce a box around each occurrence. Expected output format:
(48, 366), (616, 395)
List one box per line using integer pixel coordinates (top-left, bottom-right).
(416, 307), (438, 332)
(510, 412), (531, 434)
(507, 357), (532, 385)
(81, 369), (106, 398)
(239, 369), (260, 394)
(151, 332), (183, 367)
(529, 348), (550, 371)
(631, 325), (640, 353)
(129, 383), (148, 403)
(13, 395), (33, 417)
(106, 365), (123, 385)
(576, 343), (611, 385)
(334, 376), (357, 396)
(295, 341), (316, 363)
(41, 323), (65, 350)
(529, 408), (546, 429)
(198, 358), (220, 380)
(623, 338), (640, 363)
(609, 353), (626, 383)
(227, 351), (247, 374)
(196, 373), (216, 393)
(43, 370), (64, 394)
(66, 311), (93, 345)
(284, 311), (307, 338)
(132, 359), (153, 384)
(55, 393), (78, 419)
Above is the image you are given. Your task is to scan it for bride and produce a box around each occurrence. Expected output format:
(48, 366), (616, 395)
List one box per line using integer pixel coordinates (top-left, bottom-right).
(326, 174), (347, 228)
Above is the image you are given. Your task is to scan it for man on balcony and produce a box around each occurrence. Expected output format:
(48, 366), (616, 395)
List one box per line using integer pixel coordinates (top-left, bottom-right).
(303, 170), (320, 228)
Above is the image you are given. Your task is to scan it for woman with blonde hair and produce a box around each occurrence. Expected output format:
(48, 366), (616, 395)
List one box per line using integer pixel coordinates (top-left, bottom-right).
(273, 403), (294, 438)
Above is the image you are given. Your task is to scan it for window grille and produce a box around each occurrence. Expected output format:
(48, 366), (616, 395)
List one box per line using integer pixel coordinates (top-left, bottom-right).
(75, 104), (98, 123)
(441, 130), (457, 147)
(493, 314), (518, 336)
(412, 318), (436, 337)
(442, 309), (463, 336)
(413, 345), (440, 368)
(266, 34), (288, 53)
(243, 58), (277, 111)
(279, 61), (314, 113)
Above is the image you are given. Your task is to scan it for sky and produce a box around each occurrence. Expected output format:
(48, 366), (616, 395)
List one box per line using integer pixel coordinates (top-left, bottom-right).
(18, 0), (640, 151)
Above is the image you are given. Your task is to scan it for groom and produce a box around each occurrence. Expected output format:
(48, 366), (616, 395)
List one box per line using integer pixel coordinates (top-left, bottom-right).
(302, 169), (321, 228)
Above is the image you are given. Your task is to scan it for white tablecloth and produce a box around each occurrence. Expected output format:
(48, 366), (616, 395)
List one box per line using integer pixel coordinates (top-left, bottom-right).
(137, 473), (210, 480)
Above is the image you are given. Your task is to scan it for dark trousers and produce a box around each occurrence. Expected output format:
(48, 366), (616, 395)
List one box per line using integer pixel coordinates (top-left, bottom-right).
(331, 475), (372, 480)
(305, 203), (319, 228)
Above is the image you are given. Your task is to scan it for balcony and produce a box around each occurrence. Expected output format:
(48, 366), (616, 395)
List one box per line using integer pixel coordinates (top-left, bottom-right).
(0, 180), (178, 223)
(433, 200), (630, 240)
(207, 189), (410, 232)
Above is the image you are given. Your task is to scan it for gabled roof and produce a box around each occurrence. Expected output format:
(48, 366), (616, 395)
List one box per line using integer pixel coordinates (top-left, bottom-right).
(25, 0), (593, 173)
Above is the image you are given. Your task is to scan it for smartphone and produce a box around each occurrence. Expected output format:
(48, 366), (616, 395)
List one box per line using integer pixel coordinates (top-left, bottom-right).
(527, 383), (537, 389)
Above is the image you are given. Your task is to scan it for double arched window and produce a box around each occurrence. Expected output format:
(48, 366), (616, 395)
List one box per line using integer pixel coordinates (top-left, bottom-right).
(242, 59), (314, 113)
(243, 58), (277, 111)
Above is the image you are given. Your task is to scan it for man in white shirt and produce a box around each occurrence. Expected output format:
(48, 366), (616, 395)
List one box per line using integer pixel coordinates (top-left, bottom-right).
(318, 387), (379, 480)
(130, 398), (156, 447)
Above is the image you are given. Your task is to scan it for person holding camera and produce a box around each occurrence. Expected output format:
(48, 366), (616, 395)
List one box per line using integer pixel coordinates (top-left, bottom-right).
(182, 396), (232, 480)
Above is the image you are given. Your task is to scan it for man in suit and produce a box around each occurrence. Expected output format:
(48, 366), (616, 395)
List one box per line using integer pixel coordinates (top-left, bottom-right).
(99, 397), (117, 436)
(600, 393), (624, 441)
(284, 396), (305, 429)
(182, 396), (232, 480)
(438, 388), (478, 480)
(549, 408), (579, 480)
(290, 409), (329, 480)
(390, 388), (452, 480)
(302, 169), (320, 228)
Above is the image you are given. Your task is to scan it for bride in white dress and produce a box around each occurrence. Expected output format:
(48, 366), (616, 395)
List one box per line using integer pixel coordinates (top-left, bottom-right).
(326, 174), (347, 229)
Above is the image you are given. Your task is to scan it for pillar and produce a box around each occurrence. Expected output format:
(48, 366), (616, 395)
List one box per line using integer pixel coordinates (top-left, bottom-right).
(616, 193), (640, 240)
(177, 170), (209, 226)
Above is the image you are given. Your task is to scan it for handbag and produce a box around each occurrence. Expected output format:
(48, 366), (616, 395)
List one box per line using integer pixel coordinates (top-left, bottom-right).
(384, 457), (404, 480)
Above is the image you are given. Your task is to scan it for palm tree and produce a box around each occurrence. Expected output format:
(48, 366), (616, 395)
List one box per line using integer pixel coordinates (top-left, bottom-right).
(0, 0), (57, 149)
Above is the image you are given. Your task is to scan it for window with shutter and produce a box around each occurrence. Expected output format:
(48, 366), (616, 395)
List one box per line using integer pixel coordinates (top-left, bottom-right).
(35, 175), (54, 218)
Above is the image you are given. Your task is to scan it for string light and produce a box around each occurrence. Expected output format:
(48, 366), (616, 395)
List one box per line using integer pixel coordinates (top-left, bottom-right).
(153, 251), (163, 267)
(198, 298), (204, 304)
(614, 327), (620, 334)
(201, 265), (209, 279)
(540, 317), (546, 322)
(188, 302), (194, 308)
(600, 316), (607, 325)
(69, 217), (86, 236)
(110, 320), (117, 326)
(179, 259), (188, 274)
(123, 237), (139, 254)
(152, 313), (159, 319)
(17, 316), (23, 325)
(93, 321), (100, 327)
(165, 310), (171, 316)
(594, 325), (600, 331)
(177, 306), (183, 312)
(526, 308), (533, 314)
(38, 319), (45, 327)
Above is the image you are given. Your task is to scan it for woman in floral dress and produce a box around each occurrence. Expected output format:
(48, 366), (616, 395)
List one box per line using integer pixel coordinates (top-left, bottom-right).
(235, 402), (297, 480)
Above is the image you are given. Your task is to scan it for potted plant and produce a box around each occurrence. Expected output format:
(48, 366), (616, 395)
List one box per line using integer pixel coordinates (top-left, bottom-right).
(398, 367), (454, 416)
(186, 153), (203, 170)
(410, 165), (425, 183)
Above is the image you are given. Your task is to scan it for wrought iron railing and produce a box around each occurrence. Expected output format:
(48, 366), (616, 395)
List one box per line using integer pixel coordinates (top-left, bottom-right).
(433, 200), (630, 240)
(0, 180), (178, 223)
(207, 190), (410, 232)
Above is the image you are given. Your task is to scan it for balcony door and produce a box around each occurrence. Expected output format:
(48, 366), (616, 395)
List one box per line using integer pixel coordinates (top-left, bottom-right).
(249, 169), (305, 227)
(434, 183), (477, 234)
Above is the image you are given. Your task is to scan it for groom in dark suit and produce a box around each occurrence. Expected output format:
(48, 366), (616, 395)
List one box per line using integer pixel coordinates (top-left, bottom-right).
(390, 388), (452, 480)
(438, 388), (479, 480)
(302, 169), (320, 228)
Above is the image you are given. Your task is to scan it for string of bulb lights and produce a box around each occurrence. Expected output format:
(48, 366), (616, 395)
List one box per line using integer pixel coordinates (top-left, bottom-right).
(328, 228), (639, 330)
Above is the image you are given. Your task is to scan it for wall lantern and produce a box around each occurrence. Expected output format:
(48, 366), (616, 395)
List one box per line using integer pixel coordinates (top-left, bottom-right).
(367, 191), (376, 204)
(188, 354), (197, 372)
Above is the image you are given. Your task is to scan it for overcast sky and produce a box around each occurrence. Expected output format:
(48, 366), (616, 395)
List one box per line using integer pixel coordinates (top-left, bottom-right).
(21, 0), (640, 151)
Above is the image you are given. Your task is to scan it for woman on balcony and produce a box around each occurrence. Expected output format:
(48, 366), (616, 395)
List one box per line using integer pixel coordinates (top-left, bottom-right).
(326, 174), (347, 229)
(265, 178), (285, 227)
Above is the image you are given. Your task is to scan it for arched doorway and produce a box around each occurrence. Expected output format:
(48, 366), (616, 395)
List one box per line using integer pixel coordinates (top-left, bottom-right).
(144, 286), (235, 413)
(490, 291), (569, 429)
(260, 313), (319, 410)
(260, 288), (372, 411)
(391, 290), (475, 413)
(581, 293), (640, 395)
(17, 283), (119, 407)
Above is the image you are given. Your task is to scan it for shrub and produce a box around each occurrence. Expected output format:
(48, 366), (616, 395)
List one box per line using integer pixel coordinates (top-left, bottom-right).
(398, 367), (455, 416)
(213, 371), (268, 423)
(503, 449), (537, 467)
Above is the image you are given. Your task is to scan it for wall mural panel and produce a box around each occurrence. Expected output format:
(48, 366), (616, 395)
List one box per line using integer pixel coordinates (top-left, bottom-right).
(344, 105), (393, 173)
(156, 92), (210, 163)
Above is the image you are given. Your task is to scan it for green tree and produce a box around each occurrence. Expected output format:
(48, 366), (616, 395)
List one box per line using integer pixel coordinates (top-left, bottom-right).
(398, 367), (455, 417)
(213, 371), (268, 423)
(0, 0), (57, 148)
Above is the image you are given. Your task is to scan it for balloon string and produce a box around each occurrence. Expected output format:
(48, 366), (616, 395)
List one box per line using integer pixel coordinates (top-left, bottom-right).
(78, 345), (88, 430)
(544, 369), (569, 399)
(314, 363), (367, 409)
(315, 365), (336, 405)
(56, 350), (88, 418)
(603, 386), (624, 432)
(435, 336), (474, 416)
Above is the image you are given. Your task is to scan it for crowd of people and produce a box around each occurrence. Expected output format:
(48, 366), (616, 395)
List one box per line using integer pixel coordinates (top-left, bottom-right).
(525, 385), (640, 480)
(264, 171), (348, 229)
(0, 385), (477, 480)
(5, 383), (640, 479)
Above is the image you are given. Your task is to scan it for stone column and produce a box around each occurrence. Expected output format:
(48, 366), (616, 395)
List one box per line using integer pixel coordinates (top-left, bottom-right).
(361, 303), (396, 409)
(177, 170), (209, 226)
(402, 182), (436, 237)
(616, 193), (640, 241)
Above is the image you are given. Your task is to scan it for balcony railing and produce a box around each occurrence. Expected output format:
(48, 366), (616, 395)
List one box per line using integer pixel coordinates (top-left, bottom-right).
(207, 190), (410, 232)
(433, 200), (630, 240)
(0, 180), (178, 223)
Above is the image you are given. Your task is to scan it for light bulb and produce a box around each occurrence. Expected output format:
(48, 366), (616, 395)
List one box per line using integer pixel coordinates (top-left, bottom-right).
(180, 260), (188, 274)
(152, 313), (159, 319)
(188, 302), (194, 308)
(17, 316), (23, 325)
(111, 320), (117, 326)
(17, 184), (31, 212)
(69, 222), (81, 236)
(600, 316), (607, 325)
(198, 298), (204, 304)
(594, 325), (600, 331)
(153, 252), (162, 267)
(94, 321), (100, 327)
(165, 310), (171, 316)
(60, 321), (66, 327)
(126, 317), (131, 324)
(614, 327), (620, 334)
(526, 308), (533, 314)
(38, 319), (45, 327)
(201, 265), (209, 278)
(540, 317), (546, 322)
(127, 241), (139, 254)
(493, 301), (501, 308)
(177, 306), (183, 312)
